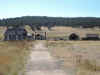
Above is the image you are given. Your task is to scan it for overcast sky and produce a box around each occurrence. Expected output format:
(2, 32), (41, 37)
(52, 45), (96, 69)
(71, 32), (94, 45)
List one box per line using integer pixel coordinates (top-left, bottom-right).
(0, 0), (100, 19)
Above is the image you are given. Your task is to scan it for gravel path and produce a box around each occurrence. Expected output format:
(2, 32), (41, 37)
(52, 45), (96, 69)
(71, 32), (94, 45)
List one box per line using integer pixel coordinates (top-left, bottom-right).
(24, 42), (67, 75)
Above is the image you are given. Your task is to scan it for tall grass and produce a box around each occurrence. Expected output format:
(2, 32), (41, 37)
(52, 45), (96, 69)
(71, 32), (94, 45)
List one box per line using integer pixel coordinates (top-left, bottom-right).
(48, 41), (100, 75)
(0, 41), (33, 75)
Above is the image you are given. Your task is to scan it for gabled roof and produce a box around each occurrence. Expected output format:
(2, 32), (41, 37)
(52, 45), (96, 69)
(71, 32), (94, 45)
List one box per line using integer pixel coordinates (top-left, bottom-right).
(5, 27), (27, 35)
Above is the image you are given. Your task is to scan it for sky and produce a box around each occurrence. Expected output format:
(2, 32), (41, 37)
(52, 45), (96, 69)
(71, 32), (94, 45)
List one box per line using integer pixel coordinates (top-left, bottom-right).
(0, 0), (100, 19)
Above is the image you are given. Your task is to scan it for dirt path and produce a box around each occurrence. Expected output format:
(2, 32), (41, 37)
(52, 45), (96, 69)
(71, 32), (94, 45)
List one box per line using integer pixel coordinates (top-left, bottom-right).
(24, 42), (67, 75)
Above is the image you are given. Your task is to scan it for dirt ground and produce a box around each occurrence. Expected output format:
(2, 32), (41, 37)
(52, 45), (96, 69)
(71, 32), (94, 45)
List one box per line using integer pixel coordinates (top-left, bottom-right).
(24, 41), (68, 75)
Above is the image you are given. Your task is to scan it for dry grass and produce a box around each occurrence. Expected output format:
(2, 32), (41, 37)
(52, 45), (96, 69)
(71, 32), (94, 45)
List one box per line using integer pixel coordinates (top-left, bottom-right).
(46, 26), (100, 38)
(0, 27), (6, 40)
(76, 59), (100, 71)
(48, 41), (100, 75)
(0, 26), (100, 75)
(0, 41), (33, 75)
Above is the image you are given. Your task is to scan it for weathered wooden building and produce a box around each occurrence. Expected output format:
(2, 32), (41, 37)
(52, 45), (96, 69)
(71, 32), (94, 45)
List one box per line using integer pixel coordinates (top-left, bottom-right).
(33, 32), (46, 40)
(69, 33), (80, 40)
(4, 27), (27, 41)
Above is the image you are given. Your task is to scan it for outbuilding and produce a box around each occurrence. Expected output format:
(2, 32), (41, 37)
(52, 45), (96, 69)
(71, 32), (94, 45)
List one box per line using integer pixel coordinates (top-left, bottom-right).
(69, 33), (80, 40)
(4, 27), (27, 41)
(82, 34), (100, 40)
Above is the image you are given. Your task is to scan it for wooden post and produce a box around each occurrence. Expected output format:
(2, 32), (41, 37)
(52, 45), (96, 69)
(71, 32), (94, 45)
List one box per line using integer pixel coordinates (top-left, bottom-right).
(45, 32), (46, 40)
(16, 35), (18, 40)
(35, 32), (36, 40)
(7, 35), (9, 40)
(32, 33), (35, 40)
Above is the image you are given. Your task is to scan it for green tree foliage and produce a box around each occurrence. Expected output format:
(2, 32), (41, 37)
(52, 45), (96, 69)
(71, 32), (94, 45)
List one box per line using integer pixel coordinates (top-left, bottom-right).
(0, 16), (100, 28)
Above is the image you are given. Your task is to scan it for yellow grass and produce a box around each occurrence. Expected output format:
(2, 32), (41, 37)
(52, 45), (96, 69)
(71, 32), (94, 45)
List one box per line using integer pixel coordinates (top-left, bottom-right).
(48, 41), (100, 75)
(46, 26), (100, 38)
(0, 27), (6, 40)
(0, 26), (100, 75)
(0, 41), (33, 75)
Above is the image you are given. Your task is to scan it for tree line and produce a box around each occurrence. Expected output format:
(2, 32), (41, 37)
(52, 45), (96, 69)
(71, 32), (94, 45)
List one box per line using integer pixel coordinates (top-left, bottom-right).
(0, 16), (100, 29)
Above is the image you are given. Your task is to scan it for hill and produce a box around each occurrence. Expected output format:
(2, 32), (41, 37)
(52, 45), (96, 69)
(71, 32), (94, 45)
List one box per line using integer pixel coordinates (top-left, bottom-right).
(0, 16), (100, 29)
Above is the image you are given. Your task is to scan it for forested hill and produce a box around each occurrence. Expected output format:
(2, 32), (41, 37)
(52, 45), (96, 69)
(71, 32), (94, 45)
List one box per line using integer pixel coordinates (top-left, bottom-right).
(0, 16), (100, 28)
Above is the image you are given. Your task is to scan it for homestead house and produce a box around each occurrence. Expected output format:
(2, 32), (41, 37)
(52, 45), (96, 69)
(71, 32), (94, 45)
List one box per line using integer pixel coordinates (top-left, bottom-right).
(4, 27), (27, 41)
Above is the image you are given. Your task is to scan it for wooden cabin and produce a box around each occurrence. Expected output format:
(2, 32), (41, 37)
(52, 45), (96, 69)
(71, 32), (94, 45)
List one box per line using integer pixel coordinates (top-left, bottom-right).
(4, 27), (27, 41)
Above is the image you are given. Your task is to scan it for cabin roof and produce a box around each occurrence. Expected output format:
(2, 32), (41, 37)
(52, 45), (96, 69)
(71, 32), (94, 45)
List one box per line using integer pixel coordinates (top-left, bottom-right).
(5, 27), (27, 35)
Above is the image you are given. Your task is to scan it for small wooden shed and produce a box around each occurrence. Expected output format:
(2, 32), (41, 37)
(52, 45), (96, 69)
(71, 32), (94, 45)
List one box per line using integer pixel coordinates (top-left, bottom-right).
(69, 33), (80, 40)
(34, 31), (46, 40)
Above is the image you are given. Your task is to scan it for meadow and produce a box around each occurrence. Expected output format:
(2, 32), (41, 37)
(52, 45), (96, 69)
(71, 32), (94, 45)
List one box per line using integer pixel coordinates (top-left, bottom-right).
(48, 41), (100, 75)
(0, 26), (100, 75)
(0, 41), (33, 75)
(46, 26), (100, 39)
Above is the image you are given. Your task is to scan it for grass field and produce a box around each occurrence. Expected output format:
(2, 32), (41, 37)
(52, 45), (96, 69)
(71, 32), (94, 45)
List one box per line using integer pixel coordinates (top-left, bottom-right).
(0, 27), (6, 40)
(0, 40), (100, 75)
(47, 41), (100, 75)
(43, 26), (100, 39)
(0, 41), (33, 75)
(0, 26), (100, 75)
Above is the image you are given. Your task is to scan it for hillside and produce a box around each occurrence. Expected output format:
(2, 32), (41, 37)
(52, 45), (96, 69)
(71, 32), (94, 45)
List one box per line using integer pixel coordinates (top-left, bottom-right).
(0, 16), (100, 28)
